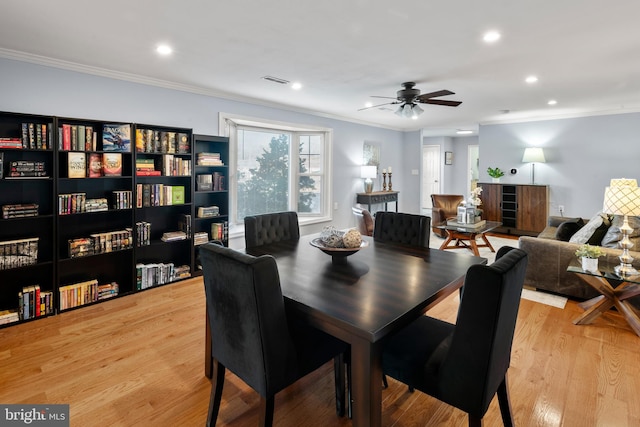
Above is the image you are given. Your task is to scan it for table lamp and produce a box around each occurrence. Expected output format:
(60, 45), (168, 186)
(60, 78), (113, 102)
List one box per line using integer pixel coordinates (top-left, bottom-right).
(602, 178), (640, 276)
(522, 147), (546, 184)
(361, 165), (377, 193)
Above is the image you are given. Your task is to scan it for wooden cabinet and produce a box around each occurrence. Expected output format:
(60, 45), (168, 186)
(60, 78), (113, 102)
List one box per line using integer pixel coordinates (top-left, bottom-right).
(477, 183), (548, 236)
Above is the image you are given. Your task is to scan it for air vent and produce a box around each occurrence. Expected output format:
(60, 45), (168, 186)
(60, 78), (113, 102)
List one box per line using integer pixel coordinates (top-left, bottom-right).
(262, 75), (290, 85)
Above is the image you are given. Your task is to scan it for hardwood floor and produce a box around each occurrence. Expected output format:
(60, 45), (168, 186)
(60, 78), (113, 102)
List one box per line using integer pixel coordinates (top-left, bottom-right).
(1, 276), (639, 426)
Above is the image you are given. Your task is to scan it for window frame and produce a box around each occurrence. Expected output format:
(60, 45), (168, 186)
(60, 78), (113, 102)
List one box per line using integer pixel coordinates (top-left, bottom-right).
(220, 113), (333, 235)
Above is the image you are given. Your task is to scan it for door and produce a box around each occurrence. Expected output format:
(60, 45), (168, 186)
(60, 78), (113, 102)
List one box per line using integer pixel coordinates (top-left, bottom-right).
(421, 145), (441, 212)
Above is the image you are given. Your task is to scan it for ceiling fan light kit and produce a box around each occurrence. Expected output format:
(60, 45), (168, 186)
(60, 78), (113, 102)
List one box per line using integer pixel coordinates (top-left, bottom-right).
(361, 82), (462, 118)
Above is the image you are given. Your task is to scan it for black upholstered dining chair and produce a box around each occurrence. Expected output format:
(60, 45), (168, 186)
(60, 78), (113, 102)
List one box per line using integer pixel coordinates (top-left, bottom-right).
(373, 211), (431, 248)
(244, 211), (300, 248)
(381, 246), (528, 427)
(200, 243), (348, 426)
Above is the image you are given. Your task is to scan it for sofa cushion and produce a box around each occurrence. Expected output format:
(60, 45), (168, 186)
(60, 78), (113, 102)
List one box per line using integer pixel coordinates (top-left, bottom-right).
(555, 218), (585, 241)
(569, 213), (611, 245)
(600, 215), (640, 249)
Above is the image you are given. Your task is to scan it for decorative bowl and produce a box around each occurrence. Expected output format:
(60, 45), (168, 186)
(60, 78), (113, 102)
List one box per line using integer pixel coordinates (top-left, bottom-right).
(310, 238), (369, 264)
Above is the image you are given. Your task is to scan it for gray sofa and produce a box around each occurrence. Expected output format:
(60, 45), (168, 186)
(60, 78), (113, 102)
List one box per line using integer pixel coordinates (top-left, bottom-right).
(518, 215), (640, 307)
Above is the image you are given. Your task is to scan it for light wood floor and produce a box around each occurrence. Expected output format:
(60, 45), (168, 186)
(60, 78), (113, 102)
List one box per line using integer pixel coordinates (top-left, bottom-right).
(1, 276), (639, 426)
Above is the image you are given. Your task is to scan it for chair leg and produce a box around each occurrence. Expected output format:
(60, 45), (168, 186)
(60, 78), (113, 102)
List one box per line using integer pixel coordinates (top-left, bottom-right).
(497, 375), (515, 427)
(259, 396), (275, 427)
(468, 415), (482, 427)
(382, 374), (389, 389)
(333, 354), (346, 417)
(207, 359), (225, 427)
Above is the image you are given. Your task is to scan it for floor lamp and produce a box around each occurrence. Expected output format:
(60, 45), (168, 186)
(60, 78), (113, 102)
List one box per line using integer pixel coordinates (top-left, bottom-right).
(522, 147), (545, 184)
(602, 178), (640, 276)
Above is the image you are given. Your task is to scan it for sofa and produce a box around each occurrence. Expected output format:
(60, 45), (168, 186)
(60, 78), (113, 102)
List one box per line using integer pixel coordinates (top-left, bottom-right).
(518, 214), (640, 309)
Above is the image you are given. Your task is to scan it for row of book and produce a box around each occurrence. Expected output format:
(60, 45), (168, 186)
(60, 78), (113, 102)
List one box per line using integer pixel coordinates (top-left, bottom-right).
(0, 123), (52, 150)
(136, 184), (185, 207)
(68, 229), (133, 258)
(135, 221), (151, 247)
(135, 262), (190, 290)
(196, 172), (225, 191)
(135, 154), (191, 177)
(179, 213), (192, 237)
(59, 279), (119, 311)
(18, 284), (54, 321)
(196, 152), (224, 166)
(68, 152), (123, 178)
(58, 190), (132, 215)
(7, 160), (47, 178)
(135, 129), (190, 154)
(0, 237), (39, 271)
(211, 221), (229, 242)
(59, 124), (98, 151)
(2, 203), (39, 219)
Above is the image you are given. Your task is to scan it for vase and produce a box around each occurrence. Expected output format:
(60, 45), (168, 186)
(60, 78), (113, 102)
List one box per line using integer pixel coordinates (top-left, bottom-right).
(492, 177), (501, 183)
(581, 257), (598, 272)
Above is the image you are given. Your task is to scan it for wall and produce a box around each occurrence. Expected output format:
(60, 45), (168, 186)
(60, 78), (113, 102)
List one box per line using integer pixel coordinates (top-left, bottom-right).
(0, 57), (419, 246)
(479, 114), (640, 217)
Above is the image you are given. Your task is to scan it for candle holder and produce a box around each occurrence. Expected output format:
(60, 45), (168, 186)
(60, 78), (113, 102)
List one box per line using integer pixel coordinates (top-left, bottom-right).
(388, 172), (392, 191)
(382, 172), (387, 191)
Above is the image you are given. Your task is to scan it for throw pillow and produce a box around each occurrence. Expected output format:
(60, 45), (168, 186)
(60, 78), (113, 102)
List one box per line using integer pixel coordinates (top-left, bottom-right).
(600, 215), (640, 249)
(555, 218), (585, 241)
(569, 213), (610, 245)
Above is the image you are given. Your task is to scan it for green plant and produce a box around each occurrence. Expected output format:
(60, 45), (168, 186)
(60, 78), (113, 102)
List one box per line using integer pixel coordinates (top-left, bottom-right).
(575, 244), (605, 259)
(487, 167), (505, 178)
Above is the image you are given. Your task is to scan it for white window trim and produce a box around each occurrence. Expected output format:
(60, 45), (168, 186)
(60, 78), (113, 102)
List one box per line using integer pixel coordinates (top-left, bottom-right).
(219, 113), (333, 238)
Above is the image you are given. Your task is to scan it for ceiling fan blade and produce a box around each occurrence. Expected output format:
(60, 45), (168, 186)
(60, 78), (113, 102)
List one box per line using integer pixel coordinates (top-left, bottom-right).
(419, 99), (462, 107)
(370, 95), (398, 99)
(416, 89), (455, 102)
(358, 101), (400, 111)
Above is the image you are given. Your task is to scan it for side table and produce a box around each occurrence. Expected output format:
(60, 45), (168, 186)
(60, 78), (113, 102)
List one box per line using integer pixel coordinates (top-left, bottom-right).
(567, 263), (640, 337)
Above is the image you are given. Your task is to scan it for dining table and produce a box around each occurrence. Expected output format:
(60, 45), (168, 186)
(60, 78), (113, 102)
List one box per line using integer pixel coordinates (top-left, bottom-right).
(204, 233), (487, 427)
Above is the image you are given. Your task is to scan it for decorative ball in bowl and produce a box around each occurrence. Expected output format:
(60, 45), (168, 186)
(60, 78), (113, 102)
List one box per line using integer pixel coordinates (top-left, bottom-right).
(310, 228), (369, 264)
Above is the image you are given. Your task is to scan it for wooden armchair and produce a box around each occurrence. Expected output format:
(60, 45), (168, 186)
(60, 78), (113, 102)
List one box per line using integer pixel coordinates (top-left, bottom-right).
(431, 194), (464, 238)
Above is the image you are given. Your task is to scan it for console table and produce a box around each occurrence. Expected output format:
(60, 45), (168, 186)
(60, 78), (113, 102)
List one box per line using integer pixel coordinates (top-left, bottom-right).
(356, 191), (399, 212)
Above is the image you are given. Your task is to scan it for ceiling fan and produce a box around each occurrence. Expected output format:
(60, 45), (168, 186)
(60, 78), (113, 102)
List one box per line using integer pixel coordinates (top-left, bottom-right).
(359, 82), (462, 118)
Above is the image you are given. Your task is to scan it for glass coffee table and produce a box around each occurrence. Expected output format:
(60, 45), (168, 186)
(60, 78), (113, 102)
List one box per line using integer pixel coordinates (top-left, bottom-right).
(436, 220), (502, 257)
(567, 260), (640, 337)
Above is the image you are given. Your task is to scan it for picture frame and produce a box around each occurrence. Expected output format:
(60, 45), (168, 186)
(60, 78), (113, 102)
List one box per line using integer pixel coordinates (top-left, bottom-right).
(445, 151), (453, 165)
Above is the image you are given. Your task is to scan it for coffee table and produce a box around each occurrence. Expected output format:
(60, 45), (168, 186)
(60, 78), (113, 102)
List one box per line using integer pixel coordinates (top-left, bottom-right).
(567, 260), (640, 337)
(436, 220), (502, 257)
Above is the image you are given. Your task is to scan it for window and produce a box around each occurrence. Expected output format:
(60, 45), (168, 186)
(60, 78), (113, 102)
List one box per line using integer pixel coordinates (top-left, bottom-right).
(222, 115), (332, 227)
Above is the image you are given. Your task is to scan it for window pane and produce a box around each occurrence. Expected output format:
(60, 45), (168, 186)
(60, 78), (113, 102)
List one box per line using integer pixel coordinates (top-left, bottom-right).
(237, 129), (290, 220)
(299, 134), (323, 174)
(298, 175), (322, 213)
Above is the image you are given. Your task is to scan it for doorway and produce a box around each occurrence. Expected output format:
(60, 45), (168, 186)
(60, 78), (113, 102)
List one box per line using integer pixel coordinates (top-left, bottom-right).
(421, 145), (441, 214)
(467, 145), (479, 194)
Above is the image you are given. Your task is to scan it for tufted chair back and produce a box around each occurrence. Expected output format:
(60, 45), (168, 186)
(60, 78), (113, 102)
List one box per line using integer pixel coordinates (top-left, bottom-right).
(352, 206), (374, 236)
(373, 212), (430, 248)
(431, 194), (464, 238)
(244, 211), (300, 248)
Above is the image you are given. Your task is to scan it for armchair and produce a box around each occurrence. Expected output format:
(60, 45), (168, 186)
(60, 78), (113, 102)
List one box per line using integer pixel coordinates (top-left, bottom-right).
(431, 194), (464, 238)
(352, 206), (374, 236)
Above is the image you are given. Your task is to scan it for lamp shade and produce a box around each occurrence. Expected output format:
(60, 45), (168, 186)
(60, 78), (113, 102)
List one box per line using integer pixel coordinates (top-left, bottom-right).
(522, 147), (546, 163)
(603, 180), (640, 216)
(361, 165), (377, 179)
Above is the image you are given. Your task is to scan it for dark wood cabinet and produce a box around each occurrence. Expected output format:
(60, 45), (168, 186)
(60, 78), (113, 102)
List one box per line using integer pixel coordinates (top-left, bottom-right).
(477, 183), (548, 236)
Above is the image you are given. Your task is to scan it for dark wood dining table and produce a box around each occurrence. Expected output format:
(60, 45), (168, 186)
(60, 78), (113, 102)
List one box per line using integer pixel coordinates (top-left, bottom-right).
(205, 234), (487, 427)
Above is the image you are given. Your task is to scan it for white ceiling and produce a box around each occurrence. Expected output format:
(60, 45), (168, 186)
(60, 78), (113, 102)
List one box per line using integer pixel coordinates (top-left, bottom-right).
(1, 0), (640, 136)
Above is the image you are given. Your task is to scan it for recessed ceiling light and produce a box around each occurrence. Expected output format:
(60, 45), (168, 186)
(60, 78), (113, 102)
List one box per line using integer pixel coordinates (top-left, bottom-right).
(365, 102), (373, 108)
(525, 75), (538, 84)
(547, 99), (558, 105)
(483, 31), (501, 43)
(291, 82), (302, 90)
(156, 44), (172, 55)
(457, 130), (473, 135)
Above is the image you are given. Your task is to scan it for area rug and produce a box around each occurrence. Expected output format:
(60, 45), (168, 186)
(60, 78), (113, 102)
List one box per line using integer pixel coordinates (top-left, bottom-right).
(429, 234), (568, 309)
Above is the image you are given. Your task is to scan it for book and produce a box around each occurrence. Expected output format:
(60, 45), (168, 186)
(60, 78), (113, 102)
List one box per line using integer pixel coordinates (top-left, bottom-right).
(171, 186), (185, 205)
(67, 152), (86, 178)
(0, 152), (3, 179)
(102, 153), (122, 176)
(177, 132), (190, 153)
(102, 123), (131, 152)
(88, 153), (103, 177)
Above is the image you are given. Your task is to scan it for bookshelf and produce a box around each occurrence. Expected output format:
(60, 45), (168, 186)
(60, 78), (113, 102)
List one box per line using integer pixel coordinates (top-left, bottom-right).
(56, 117), (135, 312)
(192, 134), (229, 276)
(0, 112), (56, 324)
(133, 124), (193, 289)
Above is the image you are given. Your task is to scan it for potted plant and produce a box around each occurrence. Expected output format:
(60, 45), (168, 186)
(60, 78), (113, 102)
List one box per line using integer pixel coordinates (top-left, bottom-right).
(575, 244), (604, 272)
(487, 167), (505, 183)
